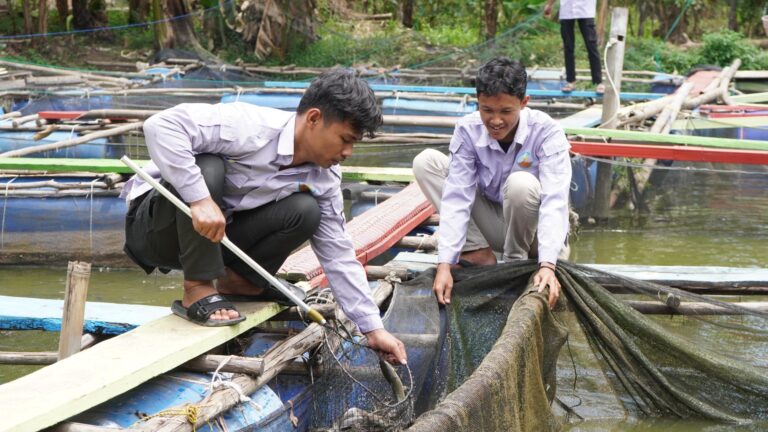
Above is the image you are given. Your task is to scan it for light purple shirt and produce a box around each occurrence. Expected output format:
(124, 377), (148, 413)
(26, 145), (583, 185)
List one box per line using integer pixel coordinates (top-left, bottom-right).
(558, 0), (596, 19)
(121, 102), (383, 333)
(437, 108), (572, 266)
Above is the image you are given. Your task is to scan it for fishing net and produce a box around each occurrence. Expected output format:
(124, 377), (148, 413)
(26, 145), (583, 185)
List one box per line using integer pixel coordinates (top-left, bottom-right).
(303, 260), (768, 431)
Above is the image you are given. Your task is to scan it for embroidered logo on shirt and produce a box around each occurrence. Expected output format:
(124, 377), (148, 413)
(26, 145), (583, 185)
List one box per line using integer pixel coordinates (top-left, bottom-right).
(516, 151), (534, 168)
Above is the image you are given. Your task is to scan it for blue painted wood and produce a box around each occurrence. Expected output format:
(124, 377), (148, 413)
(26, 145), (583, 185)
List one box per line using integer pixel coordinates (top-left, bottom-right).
(70, 371), (286, 430)
(0, 295), (167, 335)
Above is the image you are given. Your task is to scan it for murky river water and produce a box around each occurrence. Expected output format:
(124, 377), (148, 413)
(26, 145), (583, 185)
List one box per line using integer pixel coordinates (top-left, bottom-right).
(1, 126), (767, 429)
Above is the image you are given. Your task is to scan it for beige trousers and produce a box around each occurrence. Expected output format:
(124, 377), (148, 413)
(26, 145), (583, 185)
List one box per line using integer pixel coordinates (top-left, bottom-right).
(413, 148), (569, 262)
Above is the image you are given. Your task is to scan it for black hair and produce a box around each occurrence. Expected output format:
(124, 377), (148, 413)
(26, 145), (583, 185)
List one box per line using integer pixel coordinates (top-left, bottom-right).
(297, 69), (383, 138)
(475, 57), (527, 100)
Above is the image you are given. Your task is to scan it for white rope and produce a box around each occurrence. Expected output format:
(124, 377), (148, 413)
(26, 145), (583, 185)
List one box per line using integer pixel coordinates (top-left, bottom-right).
(598, 38), (621, 128)
(235, 87), (243, 102)
(207, 355), (262, 409)
(1, 176), (18, 249)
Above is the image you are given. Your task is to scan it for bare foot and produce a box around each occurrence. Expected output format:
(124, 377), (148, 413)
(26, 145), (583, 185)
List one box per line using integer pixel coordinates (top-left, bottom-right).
(215, 267), (266, 296)
(183, 279), (240, 321)
(452, 247), (497, 268)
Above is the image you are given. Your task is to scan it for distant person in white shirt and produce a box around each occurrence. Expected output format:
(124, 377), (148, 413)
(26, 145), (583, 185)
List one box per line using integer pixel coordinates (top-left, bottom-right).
(412, 57), (572, 309)
(544, 0), (605, 94)
(122, 70), (407, 365)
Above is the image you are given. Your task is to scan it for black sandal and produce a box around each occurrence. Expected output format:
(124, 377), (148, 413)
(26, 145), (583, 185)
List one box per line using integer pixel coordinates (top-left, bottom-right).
(171, 294), (246, 327)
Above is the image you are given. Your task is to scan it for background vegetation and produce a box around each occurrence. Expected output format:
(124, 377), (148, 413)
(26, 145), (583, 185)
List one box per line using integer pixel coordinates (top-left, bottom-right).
(0, 0), (766, 74)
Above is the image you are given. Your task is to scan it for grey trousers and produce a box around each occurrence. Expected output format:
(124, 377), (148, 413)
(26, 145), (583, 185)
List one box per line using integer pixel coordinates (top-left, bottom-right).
(413, 148), (570, 262)
(124, 154), (321, 285)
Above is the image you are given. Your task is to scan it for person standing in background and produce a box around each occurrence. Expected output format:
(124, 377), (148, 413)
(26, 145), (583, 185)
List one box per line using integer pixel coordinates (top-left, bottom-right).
(544, 0), (605, 94)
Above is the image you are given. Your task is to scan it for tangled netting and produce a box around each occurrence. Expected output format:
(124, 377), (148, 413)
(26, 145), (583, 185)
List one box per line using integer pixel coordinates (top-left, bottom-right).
(303, 260), (768, 431)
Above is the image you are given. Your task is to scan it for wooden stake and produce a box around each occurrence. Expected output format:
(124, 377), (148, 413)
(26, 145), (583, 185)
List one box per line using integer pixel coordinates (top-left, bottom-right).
(593, 7), (628, 222)
(57, 261), (92, 361)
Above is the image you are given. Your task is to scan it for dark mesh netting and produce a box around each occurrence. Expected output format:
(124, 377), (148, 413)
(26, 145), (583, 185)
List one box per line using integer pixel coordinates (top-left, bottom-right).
(308, 260), (768, 431)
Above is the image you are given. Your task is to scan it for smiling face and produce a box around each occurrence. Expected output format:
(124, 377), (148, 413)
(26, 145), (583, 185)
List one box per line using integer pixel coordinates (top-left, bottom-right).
(297, 108), (360, 168)
(477, 92), (529, 144)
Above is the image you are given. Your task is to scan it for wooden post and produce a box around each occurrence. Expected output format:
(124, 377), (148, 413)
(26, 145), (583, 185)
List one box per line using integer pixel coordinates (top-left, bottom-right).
(592, 7), (628, 222)
(57, 261), (91, 361)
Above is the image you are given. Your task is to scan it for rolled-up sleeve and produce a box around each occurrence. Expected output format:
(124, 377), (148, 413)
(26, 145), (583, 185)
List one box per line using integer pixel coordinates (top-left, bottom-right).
(536, 127), (572, 264)
(143, 107), (209, 204)
(310, 189), (383, 333)
(437, 128), (479, 264)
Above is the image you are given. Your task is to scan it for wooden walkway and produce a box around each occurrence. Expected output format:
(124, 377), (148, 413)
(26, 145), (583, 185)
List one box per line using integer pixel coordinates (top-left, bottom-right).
(0, 301), (283, 432)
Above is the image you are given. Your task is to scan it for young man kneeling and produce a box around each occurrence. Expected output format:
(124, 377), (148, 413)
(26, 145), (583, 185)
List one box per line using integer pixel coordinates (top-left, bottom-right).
(413, 57), (571, 309)
(123, 70), (406, 364)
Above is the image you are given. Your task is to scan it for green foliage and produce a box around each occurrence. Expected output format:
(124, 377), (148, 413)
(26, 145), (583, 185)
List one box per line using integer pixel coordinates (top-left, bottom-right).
(697, 30), (768, 69)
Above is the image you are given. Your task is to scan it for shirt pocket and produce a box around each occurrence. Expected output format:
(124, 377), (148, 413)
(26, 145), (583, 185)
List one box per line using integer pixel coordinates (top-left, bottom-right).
(224, 160), (251, 190)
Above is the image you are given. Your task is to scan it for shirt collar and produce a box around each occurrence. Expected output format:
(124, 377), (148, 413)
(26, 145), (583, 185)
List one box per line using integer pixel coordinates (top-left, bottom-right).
(479, 107), (530, 151)
(277, 113), (297, 157)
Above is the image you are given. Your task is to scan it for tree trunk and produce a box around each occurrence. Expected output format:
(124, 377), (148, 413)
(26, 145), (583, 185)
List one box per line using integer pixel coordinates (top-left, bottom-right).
(71, 0), (107, 30)
(153, 0), (201, 50)
(483, 0), (497, 41)
(22, 0), (32, 36)
(401, 0), (414, 28)
(597, 0), (608, 47)
(201, 0), (221, 50)
(37, 0), (48, 35)
(55, 0), (68, 27)
(727, 0), (738, 31)
(128, 0), (150, 24)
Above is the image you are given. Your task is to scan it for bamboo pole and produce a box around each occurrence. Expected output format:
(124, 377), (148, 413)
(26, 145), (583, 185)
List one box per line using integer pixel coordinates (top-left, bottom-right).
(0, 121), (144, 158)
(0, 111), (21, 120)
(366, 265), (412, 281)
(718, 59), (741, 106)
(75, 109), (159, 120)
(11, 113), (39, 128)
(182, 354), (313, 376)
(0, 335), (100, 365)
(394, 235), (437, 251)
(58, 261), (92, 361)
(0, 59), (133, 85)
(135, 281), (394, 432)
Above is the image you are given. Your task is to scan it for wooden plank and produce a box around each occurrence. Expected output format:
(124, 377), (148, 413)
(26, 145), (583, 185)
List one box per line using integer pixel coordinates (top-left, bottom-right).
(340, 165), (414, 182)
(671, 115), (768, 130)
(565, 127), (768, 151)
(0, 301), (284, 432)
(570, 141), (768, 165)
(730, 92), (768, 104)
(0, 158), (417, 182)
(0, 295), (167, 334)
(558, 106), (603, 128)
(584, 264), (768, 283)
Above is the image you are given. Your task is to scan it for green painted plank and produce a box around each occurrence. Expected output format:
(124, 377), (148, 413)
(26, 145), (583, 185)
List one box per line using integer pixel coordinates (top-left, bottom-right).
(341, 166), (414, 182)
(0, 158), (417, 182)
(671, 116), (768, 130)
(0, 157), (144, 173)
(564, 127), (768, 151)
(0, 301), (284, 432)
(730, 92), (768, 104)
